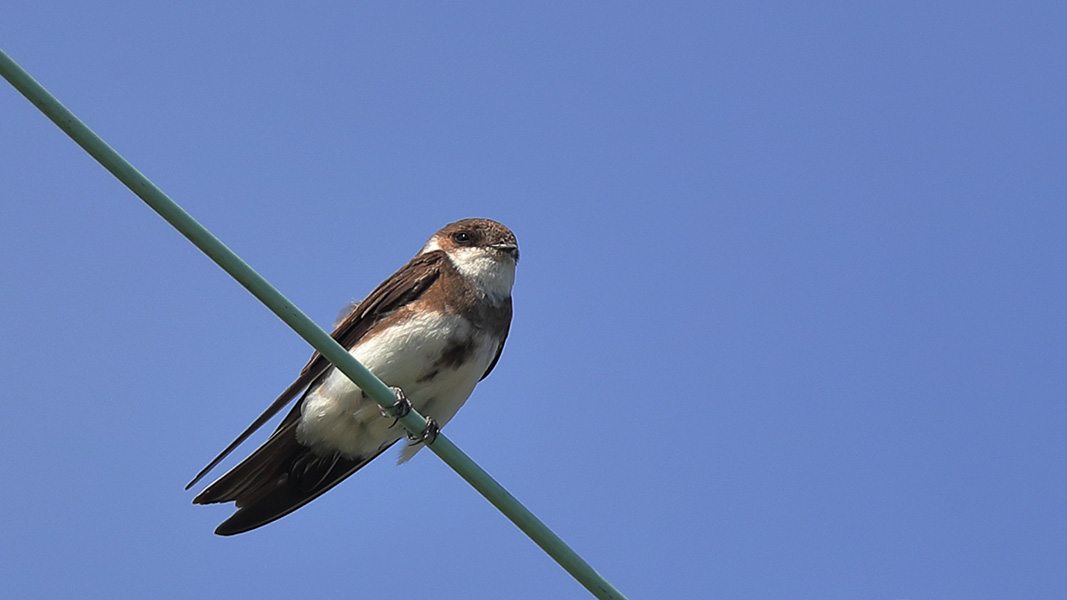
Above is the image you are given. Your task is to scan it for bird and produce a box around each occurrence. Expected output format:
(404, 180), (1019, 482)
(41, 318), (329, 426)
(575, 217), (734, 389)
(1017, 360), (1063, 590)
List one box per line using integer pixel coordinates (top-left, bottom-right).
(187, 218), (518, 535)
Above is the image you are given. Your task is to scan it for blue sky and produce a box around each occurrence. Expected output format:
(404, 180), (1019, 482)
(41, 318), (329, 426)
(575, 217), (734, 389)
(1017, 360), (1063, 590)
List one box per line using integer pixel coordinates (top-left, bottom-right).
(2, 2), (1064, 598)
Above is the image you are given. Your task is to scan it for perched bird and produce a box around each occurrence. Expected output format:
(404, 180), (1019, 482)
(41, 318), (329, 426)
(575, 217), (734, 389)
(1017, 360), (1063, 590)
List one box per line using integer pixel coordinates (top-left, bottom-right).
(187, 218), (518, 535)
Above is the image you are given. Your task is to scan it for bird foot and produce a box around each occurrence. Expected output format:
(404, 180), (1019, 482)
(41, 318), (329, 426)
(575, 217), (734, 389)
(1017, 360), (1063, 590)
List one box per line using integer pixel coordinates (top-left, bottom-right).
(408, 417), (440, 446)
(380, 386), (412, 428)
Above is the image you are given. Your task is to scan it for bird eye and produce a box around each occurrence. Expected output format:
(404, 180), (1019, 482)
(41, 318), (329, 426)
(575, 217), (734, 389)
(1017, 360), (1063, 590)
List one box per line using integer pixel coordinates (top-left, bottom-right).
(452, 231), (471, 243)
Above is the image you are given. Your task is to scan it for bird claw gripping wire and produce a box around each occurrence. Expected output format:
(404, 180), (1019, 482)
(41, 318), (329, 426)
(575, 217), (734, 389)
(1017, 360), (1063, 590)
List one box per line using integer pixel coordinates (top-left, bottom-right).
(409, 417), (440, 446)
(380, 387), (438, 444)
(380, 386), (412, 428)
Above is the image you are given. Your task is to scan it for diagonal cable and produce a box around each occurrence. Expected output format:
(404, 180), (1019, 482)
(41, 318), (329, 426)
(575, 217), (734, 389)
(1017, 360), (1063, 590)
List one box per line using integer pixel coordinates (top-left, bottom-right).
(0, 48), (626, 600)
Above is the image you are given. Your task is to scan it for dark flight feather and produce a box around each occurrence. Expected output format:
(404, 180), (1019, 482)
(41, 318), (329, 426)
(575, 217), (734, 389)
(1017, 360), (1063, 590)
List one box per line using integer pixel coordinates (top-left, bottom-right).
(479, 300), (511, 381)
(194, 408), (396, 535)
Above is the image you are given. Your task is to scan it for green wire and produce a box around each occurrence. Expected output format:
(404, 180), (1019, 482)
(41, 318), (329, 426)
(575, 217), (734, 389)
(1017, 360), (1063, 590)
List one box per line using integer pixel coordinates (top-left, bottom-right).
(1, 48), (627, 600)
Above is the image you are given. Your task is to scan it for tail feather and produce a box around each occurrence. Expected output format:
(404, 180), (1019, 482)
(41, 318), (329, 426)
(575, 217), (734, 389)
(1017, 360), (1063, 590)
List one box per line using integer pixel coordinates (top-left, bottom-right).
(193, 422), (395, 536)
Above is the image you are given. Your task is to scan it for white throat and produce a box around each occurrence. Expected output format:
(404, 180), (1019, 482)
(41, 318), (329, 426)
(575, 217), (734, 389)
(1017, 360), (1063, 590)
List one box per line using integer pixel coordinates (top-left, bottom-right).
(450, 247), (514, 300)
(419, 240), (512, 301)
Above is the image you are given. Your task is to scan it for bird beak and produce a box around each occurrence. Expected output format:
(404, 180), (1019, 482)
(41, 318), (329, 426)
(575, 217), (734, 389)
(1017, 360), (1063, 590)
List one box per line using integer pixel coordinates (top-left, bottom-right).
(492, 243), (519, 261)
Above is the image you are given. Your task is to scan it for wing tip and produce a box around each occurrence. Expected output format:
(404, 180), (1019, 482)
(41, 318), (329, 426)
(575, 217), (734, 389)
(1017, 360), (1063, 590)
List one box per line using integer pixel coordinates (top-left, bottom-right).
(213, 520), (250, 536)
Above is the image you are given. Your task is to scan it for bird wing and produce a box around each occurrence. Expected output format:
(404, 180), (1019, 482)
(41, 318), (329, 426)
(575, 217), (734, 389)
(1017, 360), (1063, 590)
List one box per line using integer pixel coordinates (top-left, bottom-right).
(192, 417), (397, 535)
(479, 296), (512, 381)
(185, 250), (446, 490)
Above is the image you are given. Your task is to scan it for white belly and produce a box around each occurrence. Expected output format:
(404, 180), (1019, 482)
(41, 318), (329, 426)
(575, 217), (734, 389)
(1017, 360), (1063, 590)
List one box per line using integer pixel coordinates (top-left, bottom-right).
(295, 311), (497, 462)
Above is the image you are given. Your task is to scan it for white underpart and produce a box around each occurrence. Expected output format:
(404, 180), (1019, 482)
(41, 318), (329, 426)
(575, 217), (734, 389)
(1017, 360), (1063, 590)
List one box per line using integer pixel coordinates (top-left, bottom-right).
(297, 311), (500, 463)
(296, 247), (515, 464)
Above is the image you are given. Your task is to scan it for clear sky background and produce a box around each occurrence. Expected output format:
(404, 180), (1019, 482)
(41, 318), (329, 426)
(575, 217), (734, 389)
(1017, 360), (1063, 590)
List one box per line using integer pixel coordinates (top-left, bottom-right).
(2, 3), (1064, 599)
